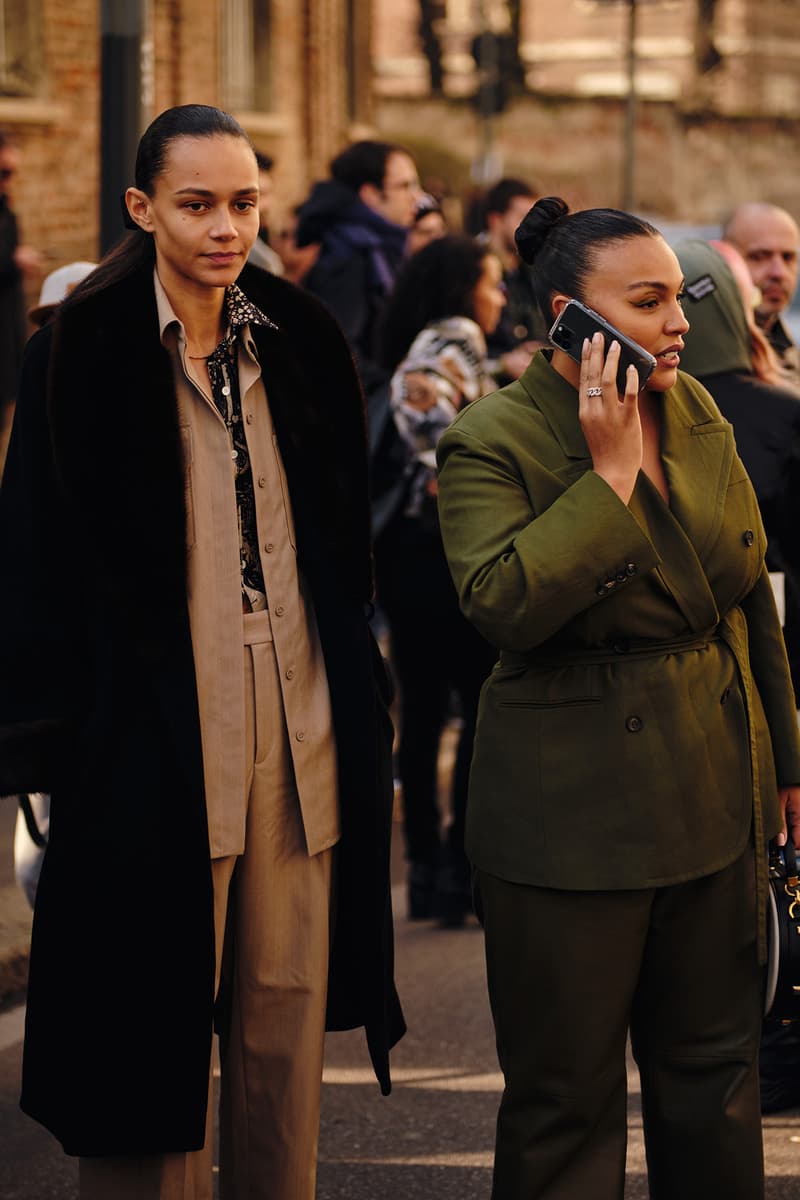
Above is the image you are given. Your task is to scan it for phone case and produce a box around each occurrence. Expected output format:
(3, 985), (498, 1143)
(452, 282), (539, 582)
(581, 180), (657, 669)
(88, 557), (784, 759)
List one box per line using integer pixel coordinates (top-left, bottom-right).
(548, 300), (657, 393)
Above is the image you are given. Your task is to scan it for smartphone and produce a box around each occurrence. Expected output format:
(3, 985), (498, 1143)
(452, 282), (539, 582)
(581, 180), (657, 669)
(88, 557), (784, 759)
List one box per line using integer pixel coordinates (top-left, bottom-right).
(548, 299), (657, 393)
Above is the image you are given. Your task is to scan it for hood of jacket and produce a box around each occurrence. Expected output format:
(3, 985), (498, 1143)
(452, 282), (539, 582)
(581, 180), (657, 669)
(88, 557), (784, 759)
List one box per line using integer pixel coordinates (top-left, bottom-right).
(296, 180), (408, 277)
(674, 240), (752, 378)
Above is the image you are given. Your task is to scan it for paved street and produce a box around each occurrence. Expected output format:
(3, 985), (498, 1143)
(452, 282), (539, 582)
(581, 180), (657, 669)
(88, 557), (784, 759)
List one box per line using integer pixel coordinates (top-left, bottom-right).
(1, 791), (800, 1196)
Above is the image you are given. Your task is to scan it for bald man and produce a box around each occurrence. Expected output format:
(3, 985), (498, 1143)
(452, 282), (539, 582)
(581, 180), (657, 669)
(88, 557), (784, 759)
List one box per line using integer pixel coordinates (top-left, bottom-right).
(723, 202), (800, 375)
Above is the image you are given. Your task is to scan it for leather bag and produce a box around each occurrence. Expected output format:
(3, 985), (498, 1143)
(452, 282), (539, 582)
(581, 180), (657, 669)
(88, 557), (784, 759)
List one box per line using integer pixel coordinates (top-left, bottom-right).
(765, 837), (800, 1021)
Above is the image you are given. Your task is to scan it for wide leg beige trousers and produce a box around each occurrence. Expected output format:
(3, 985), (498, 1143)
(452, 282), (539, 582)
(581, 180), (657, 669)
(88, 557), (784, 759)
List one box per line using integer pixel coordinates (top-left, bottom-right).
(81, 610), (334, 1200)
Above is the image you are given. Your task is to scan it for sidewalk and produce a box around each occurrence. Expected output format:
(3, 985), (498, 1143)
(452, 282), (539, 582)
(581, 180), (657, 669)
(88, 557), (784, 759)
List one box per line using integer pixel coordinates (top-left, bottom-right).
(2, 793), (800, 1197)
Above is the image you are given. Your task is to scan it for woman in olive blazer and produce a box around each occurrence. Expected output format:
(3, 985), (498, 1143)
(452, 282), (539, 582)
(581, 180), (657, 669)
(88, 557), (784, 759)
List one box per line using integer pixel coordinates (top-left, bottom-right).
(436, 199), (800, 1200)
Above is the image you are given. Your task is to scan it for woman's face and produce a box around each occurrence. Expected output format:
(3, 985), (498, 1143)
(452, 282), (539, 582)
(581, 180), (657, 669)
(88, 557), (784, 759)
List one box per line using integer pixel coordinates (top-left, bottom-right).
(568, 234), (690, 393)
(128, 134), (260, 294)
(472, 254), (506, 336)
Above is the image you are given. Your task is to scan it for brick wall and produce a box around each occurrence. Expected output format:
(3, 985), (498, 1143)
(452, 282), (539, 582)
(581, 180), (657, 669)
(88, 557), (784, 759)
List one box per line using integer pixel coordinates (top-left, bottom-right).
(1, 0), (100, 298)
(0, 0), (371, 301)
(376, 92), (800, 226)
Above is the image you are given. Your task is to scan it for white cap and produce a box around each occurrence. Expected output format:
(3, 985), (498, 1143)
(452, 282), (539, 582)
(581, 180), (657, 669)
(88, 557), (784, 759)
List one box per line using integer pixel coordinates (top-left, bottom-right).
(29, 261), (97, 324)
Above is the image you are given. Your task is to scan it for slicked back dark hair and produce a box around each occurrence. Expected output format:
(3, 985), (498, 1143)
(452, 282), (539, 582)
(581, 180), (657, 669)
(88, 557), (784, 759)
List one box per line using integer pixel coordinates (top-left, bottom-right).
(379, 234), (489, 371)
(68, 105), (255, 305)
(515, 196), (661, 325)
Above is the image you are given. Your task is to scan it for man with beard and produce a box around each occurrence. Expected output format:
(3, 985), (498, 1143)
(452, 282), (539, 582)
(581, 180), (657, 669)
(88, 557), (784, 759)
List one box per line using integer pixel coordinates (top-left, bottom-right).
(724, 202), (800, 378)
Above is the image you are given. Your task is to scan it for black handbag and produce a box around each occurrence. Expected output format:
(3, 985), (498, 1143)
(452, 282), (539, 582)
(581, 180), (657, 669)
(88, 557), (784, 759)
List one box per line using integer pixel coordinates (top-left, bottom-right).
(765, 836), (800, 1022)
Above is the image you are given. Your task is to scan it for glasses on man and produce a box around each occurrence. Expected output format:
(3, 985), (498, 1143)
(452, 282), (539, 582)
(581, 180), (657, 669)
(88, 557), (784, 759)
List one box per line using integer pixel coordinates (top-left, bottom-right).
(383, 178), (421, 193)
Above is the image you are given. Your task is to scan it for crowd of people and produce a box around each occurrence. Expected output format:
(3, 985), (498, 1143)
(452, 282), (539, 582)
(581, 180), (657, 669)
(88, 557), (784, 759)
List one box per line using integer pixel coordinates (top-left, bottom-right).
(2, 105), (800, 1199)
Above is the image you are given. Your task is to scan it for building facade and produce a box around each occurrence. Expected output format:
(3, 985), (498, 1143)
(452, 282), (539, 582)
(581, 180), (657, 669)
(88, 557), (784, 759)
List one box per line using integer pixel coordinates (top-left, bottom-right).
(373, 0), (800, 221)
(3, 1), (799, 295)
(1, 0), (373, 292)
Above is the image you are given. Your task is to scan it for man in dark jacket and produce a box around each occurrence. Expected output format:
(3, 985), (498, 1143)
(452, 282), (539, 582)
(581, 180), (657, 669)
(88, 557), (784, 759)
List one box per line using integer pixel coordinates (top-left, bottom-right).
(478, 177), (546, 385)
(296, 140), (421, 393)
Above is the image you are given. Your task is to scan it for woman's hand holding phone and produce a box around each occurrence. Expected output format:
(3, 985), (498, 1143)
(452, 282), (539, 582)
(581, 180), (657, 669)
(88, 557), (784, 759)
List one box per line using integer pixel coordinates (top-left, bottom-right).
(579, 332), (642, 506)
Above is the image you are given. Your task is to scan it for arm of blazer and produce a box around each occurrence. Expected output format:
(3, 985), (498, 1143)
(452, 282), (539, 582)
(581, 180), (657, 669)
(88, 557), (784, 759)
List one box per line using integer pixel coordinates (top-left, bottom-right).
(436, 420), (660, 653)
(740, 565), (800, 785)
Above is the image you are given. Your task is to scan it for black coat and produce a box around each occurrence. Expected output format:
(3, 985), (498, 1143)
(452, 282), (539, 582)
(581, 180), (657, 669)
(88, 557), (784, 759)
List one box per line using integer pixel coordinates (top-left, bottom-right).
(0, 196), (25, 405)
(697, 370), (800, 701)
(0, 261), (405, 1156)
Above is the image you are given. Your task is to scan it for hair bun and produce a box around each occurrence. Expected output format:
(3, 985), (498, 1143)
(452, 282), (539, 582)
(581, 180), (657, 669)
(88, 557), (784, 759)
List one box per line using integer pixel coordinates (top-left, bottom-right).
(515, 196), (570, 265)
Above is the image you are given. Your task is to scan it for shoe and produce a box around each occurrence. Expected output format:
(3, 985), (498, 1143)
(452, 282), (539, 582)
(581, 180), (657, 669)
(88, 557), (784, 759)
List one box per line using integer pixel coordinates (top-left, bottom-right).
(407, 861), (436, 920)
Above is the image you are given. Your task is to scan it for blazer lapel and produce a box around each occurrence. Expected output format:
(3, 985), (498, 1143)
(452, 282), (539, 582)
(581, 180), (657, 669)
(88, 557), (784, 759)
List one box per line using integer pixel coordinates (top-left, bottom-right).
(627, 381), (734, 633)
(660, 384), (734, 562)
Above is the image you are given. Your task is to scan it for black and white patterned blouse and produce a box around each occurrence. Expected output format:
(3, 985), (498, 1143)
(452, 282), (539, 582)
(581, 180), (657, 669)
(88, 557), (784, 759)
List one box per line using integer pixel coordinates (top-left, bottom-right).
(205, 284), (276, 605)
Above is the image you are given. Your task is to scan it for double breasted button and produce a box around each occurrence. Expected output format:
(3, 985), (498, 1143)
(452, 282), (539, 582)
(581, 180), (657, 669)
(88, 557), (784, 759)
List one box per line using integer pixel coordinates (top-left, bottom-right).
(274, 604), (285, 617)
(264, 542), (274, 553)
(258, 475), (266, 488)
(625, 562), (637, 576)
(295, 730), (305, 742)
(245, 412), (254, 424)
(615, 571), (627, 583)
(285, 668), (295, 680)
(743, 529), (754, 547)
(625, 715), (643, 733)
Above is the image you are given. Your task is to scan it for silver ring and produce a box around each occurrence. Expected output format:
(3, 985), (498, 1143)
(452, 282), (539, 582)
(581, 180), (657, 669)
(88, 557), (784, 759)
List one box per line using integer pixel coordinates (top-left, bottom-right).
(585, 386), (603, 397)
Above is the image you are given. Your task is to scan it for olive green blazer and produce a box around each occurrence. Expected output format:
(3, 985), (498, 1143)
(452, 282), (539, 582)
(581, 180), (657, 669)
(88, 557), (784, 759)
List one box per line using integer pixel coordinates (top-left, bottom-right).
(437, 352), (800, 895)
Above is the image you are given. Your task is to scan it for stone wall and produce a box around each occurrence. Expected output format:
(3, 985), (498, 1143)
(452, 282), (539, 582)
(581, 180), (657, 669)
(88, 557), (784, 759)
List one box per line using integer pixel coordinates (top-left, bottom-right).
(376, 92), (800, 226)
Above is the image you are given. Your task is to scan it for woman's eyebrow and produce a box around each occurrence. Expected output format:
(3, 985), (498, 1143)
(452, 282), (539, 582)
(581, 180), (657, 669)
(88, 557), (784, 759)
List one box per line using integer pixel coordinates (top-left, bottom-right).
(625, 280), (669, 292)
(173, 186), (258, 197)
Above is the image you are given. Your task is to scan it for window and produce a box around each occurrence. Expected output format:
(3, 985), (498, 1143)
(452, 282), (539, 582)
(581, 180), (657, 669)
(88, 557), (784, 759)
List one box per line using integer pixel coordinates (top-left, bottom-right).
(221, 0), (273, 113)
(0, 0), (42, 96)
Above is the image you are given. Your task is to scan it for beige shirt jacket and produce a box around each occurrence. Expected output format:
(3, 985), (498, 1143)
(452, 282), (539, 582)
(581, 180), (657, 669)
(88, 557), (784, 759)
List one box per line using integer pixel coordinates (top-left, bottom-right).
(155, 271), (339, 859)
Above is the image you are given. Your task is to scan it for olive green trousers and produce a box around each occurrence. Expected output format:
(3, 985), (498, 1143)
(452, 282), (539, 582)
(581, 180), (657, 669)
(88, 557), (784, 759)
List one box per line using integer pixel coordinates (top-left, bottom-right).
(476, 850), (764, 1200)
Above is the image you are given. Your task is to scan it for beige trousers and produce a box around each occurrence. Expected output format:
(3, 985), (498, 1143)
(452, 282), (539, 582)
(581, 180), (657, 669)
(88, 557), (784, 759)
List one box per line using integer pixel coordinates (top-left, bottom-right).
(80, 610), (334, 1200)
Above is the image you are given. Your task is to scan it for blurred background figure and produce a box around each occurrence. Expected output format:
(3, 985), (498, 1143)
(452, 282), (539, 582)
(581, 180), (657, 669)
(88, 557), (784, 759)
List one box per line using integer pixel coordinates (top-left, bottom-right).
(723, 203), (800, 380)
(0, 132), (42, 466)
(28, 260), (97, 327)
(676, 237), (800, 1119)
(13, 258), (96, 909)
(477, 178), (545, 384)
(296, 140), (422, 393)
(676, 238), (800, 705)
(406, 192), (447, 257)
(272, 206), (319, 286)
(247, 151), (284, 275)
(372, 235), (503, 926)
